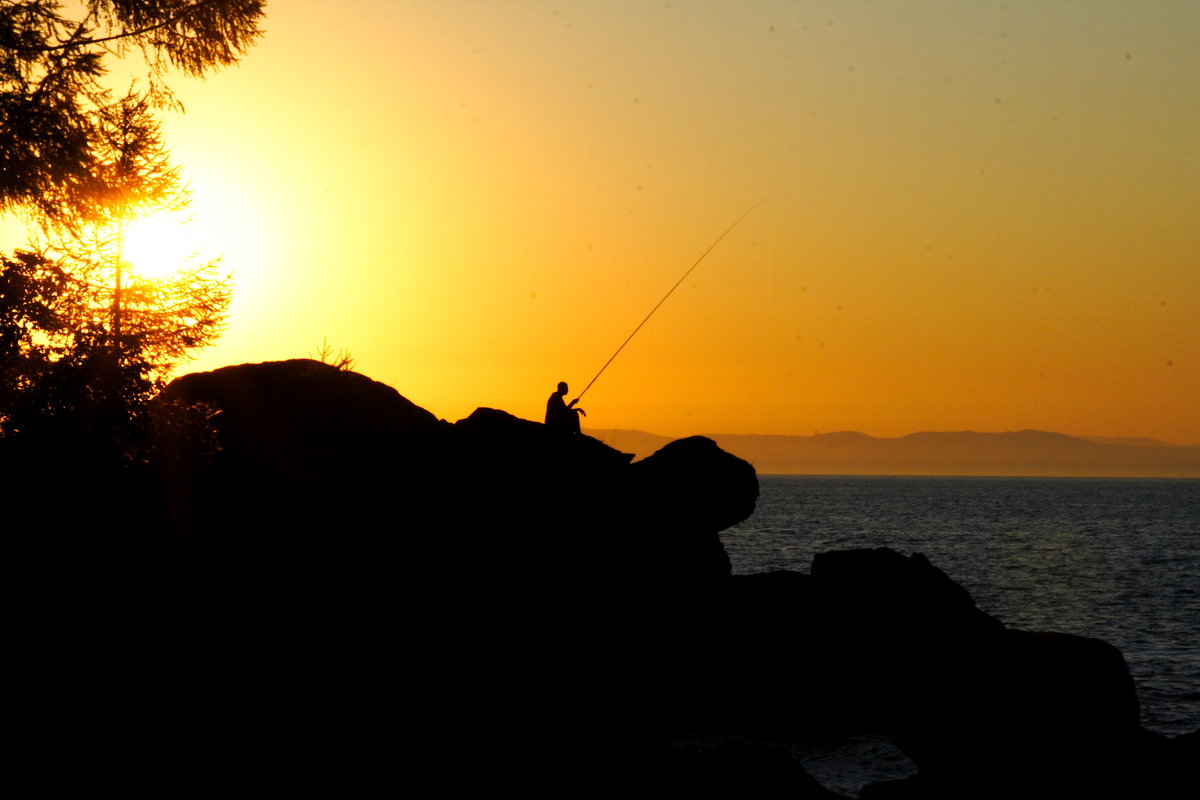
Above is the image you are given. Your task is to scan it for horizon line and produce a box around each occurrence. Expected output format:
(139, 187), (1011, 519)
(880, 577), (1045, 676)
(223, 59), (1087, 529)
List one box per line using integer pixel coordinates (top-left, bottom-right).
(583, 426), (1200, 449)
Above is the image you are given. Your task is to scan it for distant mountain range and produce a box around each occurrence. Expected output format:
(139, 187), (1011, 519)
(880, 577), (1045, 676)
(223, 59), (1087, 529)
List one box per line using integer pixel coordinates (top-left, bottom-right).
(584, 428), (1200, 478)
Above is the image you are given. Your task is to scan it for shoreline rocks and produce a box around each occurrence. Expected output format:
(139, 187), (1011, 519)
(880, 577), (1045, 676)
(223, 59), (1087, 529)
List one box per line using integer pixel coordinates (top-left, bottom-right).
(669, 537), (1193, 797)
(12, 359), (1191, 795)
(152, 361), (1189, 797)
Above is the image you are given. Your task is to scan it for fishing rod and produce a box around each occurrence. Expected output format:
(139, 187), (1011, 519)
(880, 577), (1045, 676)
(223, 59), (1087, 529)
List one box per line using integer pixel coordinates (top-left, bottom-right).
(574, 197), (769, 403)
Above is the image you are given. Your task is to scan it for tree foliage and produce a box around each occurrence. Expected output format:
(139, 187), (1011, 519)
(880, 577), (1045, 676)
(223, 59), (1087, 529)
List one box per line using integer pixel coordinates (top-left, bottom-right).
(0, 2), (256, 461)
(33, 88), (231, 375)
(0, 248), (154, 450)
(1, 247), (224, 471)
(1, 0), (265, 224)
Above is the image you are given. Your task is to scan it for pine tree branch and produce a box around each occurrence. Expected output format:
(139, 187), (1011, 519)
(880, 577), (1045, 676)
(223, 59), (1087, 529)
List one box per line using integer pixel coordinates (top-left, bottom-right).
(38, 0), (221, 52)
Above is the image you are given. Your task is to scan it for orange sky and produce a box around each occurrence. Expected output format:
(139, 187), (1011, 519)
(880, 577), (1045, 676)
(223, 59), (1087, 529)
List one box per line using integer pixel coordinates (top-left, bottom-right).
(6, 1), (1199, 442)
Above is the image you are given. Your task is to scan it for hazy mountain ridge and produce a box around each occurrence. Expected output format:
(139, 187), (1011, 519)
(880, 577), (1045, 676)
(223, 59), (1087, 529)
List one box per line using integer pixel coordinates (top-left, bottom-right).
(1081, 436), (1177, 448)
(584, 428), (1200, 478)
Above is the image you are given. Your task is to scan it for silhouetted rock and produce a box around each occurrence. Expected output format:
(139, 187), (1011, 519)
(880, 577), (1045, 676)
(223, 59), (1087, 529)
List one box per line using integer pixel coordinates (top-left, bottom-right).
(151, 360), (761, 792)
(149, 360), (761, 618)
(664, 570), (848, 738)
(815, 552), (1173, 798)
(665, 741), (851, 798)
(667, 545), (1178, 798)
(153, 360), (444, 592)
(12, 356), (1179, 794)
(860, 625), (1146, 798)
(810, 548), (1002, 638)
(634, 435), (758, 591)
(162, 357), (440, 435)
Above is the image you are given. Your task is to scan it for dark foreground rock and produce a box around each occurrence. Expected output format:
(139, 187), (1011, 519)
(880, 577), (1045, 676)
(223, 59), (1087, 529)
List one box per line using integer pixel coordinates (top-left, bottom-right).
(14, 360), (760, 793)
(665, 741), (851, 798)
(14, 359), (1190, 795)
(668, 542), (1195, 798)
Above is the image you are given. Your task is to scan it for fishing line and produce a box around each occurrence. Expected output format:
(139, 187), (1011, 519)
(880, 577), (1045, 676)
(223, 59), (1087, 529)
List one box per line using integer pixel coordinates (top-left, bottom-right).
(574, 197), (770, 402)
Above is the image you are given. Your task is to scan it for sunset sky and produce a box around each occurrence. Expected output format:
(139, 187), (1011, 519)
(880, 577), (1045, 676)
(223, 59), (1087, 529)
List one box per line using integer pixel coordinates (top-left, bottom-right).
(6, 1), (1199, 442)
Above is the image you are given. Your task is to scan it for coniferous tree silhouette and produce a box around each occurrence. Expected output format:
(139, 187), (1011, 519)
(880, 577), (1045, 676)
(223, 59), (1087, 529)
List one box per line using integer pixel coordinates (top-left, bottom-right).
(2, 90), (230, 465)
(33, 90), (232, 375)
(1, 0), (265, 224)
(1, 2), (262, 460)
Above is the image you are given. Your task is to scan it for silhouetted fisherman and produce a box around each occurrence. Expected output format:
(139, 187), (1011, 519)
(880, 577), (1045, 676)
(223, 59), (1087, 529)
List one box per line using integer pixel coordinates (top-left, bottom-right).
(545, 381), (585, 434)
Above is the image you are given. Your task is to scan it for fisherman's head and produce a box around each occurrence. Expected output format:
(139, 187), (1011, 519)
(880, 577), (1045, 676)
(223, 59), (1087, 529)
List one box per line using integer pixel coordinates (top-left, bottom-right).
(557, 381), (569, 395)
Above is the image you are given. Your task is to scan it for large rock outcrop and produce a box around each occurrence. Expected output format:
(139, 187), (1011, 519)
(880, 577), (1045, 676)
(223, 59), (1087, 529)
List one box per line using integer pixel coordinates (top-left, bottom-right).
(154, 361), (760, 598)
(144, 360), (760, 792)
(31, 357), (1184, 796)
(635, 435), (758, 592)
(667, 543), (1189, 798)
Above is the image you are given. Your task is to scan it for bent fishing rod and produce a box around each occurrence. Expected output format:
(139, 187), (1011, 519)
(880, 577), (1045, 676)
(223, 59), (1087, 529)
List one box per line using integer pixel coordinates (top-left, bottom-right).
(573, 197), (769, 403)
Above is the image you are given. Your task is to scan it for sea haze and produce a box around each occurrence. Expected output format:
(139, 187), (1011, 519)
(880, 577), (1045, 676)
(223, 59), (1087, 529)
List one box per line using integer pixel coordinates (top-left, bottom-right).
(588, 428), (1200, 478)
(721, 475), (1200, 737)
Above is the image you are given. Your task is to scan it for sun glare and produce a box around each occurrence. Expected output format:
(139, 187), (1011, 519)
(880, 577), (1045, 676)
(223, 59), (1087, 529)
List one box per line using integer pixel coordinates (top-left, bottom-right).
(122, 214), (203, 280)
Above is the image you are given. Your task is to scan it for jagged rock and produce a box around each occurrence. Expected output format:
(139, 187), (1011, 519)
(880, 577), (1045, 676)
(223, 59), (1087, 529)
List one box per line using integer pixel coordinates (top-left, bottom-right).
(449, 406), (636, 541)
(665, 741), (851, 798)
(864, 627), (1146, 798)
(149, 360), (761, 793)
(154, 358), (754, 613)
(809, 548), (1004, 647)
(668, 545), (1169, 798)
(802, 550), (1150, 796)
(454, 405), (634, 468)
(665, 570), (851, 738)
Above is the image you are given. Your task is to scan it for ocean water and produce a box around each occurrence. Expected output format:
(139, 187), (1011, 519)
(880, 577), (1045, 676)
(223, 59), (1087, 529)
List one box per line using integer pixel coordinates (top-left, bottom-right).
(714, 476), (1200, 794)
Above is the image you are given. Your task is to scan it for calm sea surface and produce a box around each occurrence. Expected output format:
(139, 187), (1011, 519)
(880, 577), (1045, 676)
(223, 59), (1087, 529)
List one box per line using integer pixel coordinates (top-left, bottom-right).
(720, 476), (1200, 737)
